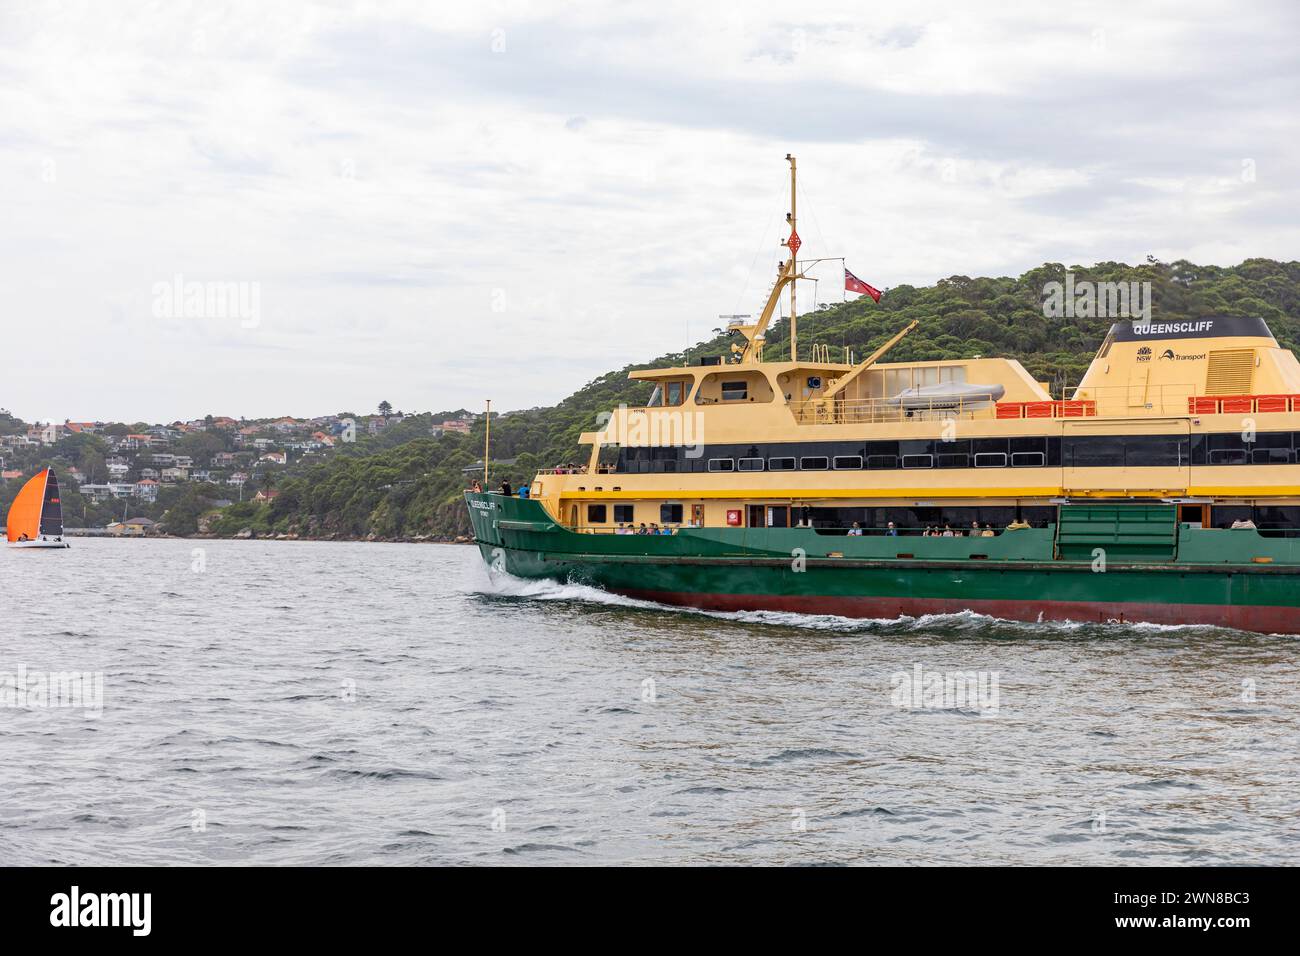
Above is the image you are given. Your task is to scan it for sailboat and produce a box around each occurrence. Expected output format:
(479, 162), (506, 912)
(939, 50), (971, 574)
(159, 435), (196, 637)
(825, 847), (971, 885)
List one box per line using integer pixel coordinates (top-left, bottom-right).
(6, 467), (70, 549)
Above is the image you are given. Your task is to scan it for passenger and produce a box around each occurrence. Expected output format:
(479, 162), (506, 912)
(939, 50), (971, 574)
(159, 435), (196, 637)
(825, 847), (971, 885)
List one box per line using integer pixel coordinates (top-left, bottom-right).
(847, 522), (863, 536)
(516, 484), (529, 499)
(886, 521), (898, 537)
(470, 479), (482, 493)
(941, 525), (954, 537)
(498, 480), (512, 496)
(971, 521), (981, 536)
(637, 523), (648, 535)
(981, 524), (995, 537)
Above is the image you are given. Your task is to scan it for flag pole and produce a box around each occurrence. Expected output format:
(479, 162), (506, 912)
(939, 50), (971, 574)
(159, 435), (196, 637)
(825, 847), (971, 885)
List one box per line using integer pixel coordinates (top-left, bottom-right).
(483, 399), (491, 487)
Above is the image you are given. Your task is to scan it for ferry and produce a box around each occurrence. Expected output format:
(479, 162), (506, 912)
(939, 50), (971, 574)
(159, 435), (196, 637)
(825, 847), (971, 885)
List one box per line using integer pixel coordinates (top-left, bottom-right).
(466, 157), (1300, 634)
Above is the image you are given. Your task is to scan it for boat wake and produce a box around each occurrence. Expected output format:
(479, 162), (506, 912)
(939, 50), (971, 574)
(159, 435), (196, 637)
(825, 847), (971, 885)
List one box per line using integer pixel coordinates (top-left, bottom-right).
(471, 567), (1255, 637)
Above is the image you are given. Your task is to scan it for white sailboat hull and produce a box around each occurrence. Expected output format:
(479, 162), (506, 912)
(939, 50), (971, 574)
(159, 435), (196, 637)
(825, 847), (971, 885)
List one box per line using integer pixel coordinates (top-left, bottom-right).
(8, 538), (70, 549)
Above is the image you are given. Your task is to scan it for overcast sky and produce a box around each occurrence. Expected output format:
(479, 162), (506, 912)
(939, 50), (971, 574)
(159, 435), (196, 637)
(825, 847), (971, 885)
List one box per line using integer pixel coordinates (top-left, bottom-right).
(4, 0), (1298, 424)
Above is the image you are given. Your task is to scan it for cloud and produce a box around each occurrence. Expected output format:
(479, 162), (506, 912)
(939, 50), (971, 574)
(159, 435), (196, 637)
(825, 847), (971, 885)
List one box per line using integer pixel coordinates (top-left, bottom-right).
(0, 0), (1297, 422)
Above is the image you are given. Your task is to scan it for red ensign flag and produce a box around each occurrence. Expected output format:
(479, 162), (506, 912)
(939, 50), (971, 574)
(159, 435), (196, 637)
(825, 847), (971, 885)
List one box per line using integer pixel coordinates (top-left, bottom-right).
(845, 267), (882, 302)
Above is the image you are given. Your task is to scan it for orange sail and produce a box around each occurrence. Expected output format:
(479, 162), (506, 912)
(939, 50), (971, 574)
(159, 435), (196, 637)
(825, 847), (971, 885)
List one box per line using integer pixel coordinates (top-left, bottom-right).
(6, 468), (50, 542)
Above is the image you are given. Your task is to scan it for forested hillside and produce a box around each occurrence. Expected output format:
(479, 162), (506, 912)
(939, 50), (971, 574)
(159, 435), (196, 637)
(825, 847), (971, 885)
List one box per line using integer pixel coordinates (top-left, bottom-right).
(213, 257), (1300, 541)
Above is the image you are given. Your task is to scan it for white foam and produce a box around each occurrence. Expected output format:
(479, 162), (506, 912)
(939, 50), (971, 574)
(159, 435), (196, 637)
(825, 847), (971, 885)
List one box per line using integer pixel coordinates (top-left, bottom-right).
(470, 567), (1269, 636)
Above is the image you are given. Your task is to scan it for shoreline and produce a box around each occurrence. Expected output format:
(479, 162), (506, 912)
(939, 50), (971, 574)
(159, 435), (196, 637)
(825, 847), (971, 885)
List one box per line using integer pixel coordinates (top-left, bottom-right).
(62, 531), (476, 544)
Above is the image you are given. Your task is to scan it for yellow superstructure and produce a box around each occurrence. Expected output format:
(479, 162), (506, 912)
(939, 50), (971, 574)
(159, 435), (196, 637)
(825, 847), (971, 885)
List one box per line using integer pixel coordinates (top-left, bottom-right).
(518, 161), (1300, 537)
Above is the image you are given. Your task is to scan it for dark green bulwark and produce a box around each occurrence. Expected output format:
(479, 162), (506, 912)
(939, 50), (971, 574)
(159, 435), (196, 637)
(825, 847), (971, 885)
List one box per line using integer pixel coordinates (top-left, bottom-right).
(465, 492), (1055, 561)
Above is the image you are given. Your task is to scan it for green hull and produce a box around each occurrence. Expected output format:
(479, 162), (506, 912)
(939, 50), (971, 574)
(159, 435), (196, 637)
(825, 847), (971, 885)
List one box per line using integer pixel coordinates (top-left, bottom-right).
(465, 493), (1300, 633)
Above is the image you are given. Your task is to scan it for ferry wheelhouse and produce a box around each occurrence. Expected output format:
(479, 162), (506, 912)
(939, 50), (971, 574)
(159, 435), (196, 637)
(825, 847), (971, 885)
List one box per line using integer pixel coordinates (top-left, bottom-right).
(466, 158), (1300, 633)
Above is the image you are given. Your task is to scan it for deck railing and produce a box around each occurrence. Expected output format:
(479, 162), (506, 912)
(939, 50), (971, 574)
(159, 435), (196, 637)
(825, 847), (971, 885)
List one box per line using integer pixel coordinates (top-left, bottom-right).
(790, 394), (1002, 425)
(792, 383), (1240, 424)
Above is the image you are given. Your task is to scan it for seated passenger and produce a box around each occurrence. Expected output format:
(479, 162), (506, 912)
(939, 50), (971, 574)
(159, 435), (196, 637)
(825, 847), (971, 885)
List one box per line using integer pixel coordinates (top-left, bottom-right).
(847, 522), (863, 536)
(981, 524), (995, 537)
(885, 521), (898, 537)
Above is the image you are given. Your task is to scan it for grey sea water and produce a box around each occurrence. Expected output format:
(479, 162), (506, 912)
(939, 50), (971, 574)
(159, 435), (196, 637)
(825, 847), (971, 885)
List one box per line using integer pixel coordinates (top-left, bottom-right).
(2, 538), (1297, 865)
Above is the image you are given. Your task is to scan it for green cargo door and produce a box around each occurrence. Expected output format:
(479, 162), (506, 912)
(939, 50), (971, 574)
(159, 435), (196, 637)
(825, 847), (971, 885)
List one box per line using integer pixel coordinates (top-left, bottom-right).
(1055, 503), (1177, 561)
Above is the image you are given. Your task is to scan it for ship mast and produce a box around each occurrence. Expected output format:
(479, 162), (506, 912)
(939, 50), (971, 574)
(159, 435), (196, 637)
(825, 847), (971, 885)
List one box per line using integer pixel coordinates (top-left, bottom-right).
(785, 153), (797, 363)
(731, 154), (815, 365)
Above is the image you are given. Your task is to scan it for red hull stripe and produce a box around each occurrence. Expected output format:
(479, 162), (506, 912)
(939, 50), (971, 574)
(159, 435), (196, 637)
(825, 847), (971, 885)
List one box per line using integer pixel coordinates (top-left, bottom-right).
(619, 589), (1299, 634)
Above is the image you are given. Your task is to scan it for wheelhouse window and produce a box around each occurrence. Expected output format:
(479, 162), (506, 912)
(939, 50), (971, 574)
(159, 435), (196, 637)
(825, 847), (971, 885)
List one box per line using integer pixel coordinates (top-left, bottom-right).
(660, 503), (684, 523)
(738, 457), (764, 471)
(866, 454), (899, 470)
(720, 381), (748, 401)
(974, 452), (1007, 468)
(646, 380), (690, 407)
(768, 457), (796, 471)
(707, 458), (735, 472)
(1012, 452), (1046, 467)
(586, 504), (607, 524)
(902, 454), (933, 469)
(832, 456), (863, 470)
(799, 456), (829, 470)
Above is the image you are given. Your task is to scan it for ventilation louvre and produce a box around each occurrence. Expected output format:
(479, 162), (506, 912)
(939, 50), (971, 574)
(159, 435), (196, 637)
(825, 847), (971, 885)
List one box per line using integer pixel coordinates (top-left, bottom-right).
(1205, 349), (1255, 395)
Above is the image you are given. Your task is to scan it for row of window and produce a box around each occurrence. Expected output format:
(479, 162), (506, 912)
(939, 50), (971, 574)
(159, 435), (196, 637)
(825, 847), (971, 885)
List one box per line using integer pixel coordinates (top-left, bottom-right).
(706, 452), (1048, 472)
(583, 503), (1300, 536)
(617, 432), (1300, 474)
(587, 503), (681, 525)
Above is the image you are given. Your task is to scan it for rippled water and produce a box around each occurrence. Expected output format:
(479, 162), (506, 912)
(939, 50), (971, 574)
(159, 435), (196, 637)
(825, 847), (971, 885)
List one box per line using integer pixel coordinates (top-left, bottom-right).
(2, 538), (1297, 865)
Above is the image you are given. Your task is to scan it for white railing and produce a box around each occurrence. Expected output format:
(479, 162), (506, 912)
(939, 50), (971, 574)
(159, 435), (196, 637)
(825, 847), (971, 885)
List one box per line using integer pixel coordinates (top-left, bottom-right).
(790, 394), (1002, 425)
